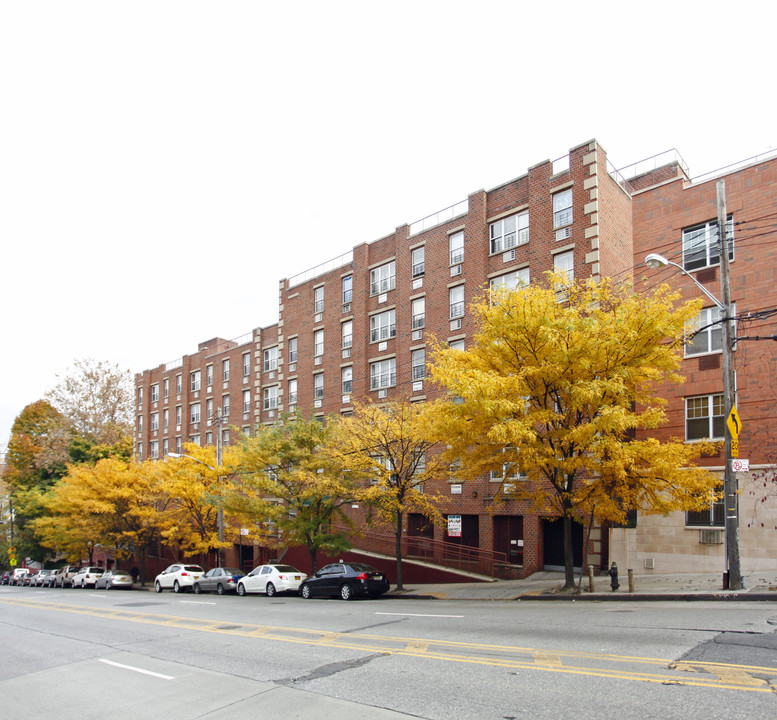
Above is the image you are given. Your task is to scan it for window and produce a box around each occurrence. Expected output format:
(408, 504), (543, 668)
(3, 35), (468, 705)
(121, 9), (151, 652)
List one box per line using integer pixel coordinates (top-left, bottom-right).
(190, 371), (201, 392)
(554, 250), (574, 286)
(206, 398), (213, 420)
(288, 337), (298, 364)
(206, 365), (213, 387)
(686, 487), (725, 527)
(449, 231), (464, 265)
(190, 403), (201, 423)
(341, 320), (353, 348)
(370, 358), (396, 390)
(222, 394), (230, 418)
(222, 359), (230, 382)
(149, 441), (158, 459)
(490, 268), (530, 293)
(686, 394), (725, 441)
(288, 379), (298, 406)
(263, 386), (278, 410)
(264, 346), (278, 372)
(243, 389), (250, 413)
(314, 373), (324, 399)
(341, 366), (353, 394)
(449, 285), (465, 319)
(314, 329), (324, 357)
(411, 246), (425, 278)
(490, 212), (529, 254)
(137, 415), (143, 433)
(163, 378), (169, 399)
(342, 275), (353, 304)
(175, 437), (182, 454)
(222, 429), (230, 447)
(163, 408), (169, 429)
(136, 443), (143, 460)
(685, 305), (736, 357)
(411, 297), (425, 329)
(243, 352), (250, 377)
(489, 448), (526, 482)
(682, 216), (734, 271)
(314, 285), (324, 313)
(137, 387), (143, 405)
(162, 438), (169, 456)
(150, 413), (159, 431)
(206, 432), (213, 445)
(150, 384), (159, 403)
(176, 406), (182, 425)
(553, 189), (573, 229)
(370, 261), (396, 295)
(412, 348), (426, 380)
(370, 309), (396, 342)
(176, 374), (182, 395)
(449, 339), (465, 351)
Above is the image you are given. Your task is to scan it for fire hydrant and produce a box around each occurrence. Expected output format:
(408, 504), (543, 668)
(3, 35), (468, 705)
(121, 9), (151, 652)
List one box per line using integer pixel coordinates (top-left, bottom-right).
(608, 562), (619, 592)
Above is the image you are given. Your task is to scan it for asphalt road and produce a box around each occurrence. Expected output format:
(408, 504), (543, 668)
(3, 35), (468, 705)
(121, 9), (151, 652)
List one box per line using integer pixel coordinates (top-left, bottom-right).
(2, 584), (776, 719)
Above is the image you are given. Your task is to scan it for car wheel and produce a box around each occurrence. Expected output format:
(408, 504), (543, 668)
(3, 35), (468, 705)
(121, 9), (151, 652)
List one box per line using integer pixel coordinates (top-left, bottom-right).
(301, 583), (311, 599)
(173, 580), (181, 593)
(265, 582), (276, 597)
(216, 583), (224, 595)
(340, 583), (353, 601)
(154, 580), (162, 593)
(193, 583), (201, 594)
(237, 583), (247, 597)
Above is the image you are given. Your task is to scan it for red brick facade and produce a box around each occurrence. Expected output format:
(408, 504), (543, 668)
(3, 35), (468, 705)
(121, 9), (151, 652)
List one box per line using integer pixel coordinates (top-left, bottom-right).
(135, 139), (777, 578)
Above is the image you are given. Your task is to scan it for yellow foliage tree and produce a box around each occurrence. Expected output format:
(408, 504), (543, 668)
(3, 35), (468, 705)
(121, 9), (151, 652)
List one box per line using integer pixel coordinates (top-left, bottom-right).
(328, 400), (445, 590)
(151, 444), (239, 561)
(229, 413), (355, 574)
(32, 458), (161, 574)
(429, 276), (719, 589)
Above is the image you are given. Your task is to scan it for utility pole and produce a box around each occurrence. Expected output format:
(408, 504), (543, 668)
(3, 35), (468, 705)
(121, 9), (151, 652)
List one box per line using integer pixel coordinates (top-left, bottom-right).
(717, 179), (743, 590)
(214, 407), (225, 566)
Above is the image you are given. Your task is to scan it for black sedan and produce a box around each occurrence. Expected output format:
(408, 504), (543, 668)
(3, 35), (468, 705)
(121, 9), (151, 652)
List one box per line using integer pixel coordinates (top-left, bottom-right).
(299, 562), (390, 600)
(193, 567), (245, 595)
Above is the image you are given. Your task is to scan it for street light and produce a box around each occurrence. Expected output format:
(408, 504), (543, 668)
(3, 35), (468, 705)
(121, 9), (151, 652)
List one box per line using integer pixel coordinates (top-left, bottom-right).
(644, 186), (742, 591)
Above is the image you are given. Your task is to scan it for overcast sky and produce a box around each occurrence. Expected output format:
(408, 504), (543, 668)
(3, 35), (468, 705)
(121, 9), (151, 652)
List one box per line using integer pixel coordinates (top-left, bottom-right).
(1, 1), (774, 451)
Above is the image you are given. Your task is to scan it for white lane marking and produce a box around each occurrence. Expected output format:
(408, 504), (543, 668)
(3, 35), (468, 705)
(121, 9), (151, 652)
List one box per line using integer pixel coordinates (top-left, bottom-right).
(375, 612), (464, 618)
(99, 659), (175, 680)
(179, 600), (216, 605)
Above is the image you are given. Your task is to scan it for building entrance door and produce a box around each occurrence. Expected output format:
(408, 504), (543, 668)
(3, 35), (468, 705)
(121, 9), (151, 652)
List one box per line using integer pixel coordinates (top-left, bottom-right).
(493, 515), (523, 565)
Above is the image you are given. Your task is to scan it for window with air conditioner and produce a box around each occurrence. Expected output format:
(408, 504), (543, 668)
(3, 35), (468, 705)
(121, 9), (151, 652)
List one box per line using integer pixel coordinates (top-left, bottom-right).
(490, 211), (529, 254)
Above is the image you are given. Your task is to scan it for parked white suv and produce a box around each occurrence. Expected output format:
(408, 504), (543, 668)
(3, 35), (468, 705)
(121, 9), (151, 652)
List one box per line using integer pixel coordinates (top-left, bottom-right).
(154, 564), (204, 593)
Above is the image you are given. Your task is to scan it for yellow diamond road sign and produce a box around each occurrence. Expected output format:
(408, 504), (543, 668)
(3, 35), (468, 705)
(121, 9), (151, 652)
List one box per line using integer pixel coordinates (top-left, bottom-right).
(727, 405), (742, 439)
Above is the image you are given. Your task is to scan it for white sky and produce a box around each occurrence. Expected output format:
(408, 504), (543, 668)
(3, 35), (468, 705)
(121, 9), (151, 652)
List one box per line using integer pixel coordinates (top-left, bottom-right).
(1, 1), (774, 450)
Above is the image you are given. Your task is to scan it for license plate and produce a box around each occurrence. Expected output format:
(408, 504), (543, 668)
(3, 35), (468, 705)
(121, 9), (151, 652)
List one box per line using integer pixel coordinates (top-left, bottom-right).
(375, 575), (384, 581)
(294, 576), (300, 580)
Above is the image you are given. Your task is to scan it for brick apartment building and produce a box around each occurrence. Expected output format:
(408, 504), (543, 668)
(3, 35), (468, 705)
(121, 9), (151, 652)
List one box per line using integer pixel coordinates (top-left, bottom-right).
(135, 139), (777, 579)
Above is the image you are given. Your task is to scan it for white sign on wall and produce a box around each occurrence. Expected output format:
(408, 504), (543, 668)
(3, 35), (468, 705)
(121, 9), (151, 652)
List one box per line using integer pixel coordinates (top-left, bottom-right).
(731, 458), (750, 472)
(447, 514), (462, 537)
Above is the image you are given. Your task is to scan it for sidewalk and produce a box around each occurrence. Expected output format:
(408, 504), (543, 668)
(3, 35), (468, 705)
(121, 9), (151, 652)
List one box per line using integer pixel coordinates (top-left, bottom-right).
(386, 570), (777, 601)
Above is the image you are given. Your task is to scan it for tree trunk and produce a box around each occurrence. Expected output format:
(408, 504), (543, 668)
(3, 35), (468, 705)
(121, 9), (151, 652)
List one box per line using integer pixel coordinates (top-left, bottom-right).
(309, 544), (318, 575)
(562, 510), (575, 590)
(395, 512), (404, 591)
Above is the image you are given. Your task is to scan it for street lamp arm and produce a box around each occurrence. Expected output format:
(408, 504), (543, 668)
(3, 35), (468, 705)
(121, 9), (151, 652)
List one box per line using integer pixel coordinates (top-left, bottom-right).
(167, 453), (216, 471)
(644, 253), (725, 310)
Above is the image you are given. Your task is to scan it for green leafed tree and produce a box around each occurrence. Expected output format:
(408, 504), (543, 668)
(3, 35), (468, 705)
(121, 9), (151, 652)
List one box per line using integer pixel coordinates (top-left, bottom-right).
(429, 276), (720, 590)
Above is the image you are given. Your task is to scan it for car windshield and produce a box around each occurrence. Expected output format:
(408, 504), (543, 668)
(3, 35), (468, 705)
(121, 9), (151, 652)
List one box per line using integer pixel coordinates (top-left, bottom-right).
(222, 568), (242, 575)
(274, 565), (301, 573)
(348, 563), (377, 572)
(87, 568), (103, 573)
(184, 565), (203, 572)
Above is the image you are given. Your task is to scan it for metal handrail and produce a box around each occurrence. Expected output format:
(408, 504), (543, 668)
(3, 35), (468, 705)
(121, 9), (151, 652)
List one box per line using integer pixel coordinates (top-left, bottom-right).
(340, 526), (511, 579)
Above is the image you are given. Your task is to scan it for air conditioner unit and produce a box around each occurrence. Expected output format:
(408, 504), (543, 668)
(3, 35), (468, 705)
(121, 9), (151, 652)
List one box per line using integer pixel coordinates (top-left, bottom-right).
(503, 249), (516, 262)
(378, 389), (387, 399)
(412, 330), (422, 341)
(699, 528), (724, 544)
(314, 356), (322, 365)
(555, 227), (571, 242)
(342, 303), (351, 313)
(450, 264), (462, 277)
(342, 348), (351, 359)
(450, 319), (462, 331)
(643, 558), (655, 569)
(314, 399), (322, 408)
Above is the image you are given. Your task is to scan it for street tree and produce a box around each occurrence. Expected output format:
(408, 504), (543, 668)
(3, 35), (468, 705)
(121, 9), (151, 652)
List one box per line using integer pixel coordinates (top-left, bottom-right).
(45, 358), (134, 447)
(429, 276), (720, 590)
(328, 400), (445, 590)
(231, 413), (355, 574)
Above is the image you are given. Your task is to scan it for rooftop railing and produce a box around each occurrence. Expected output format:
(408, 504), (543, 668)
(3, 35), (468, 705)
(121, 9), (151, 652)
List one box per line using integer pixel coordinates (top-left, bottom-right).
(287, 251), (354, 289)
(409, 199), (468, 236)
